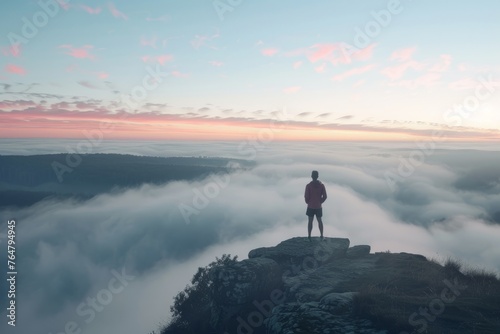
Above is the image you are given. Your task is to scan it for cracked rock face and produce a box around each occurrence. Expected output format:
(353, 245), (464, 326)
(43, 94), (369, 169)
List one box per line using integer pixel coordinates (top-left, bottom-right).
(265, 301), (387, 334)
(209, 237), (385, 333)
(166, 236), (500, 334)
(283, 257), (378, 302)
(249, 237), (350, 268)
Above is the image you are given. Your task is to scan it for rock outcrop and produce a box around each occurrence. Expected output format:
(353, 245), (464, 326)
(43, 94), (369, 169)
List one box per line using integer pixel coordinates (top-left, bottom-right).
(163, 237), (500, 334)
(210, 237), (386, 333)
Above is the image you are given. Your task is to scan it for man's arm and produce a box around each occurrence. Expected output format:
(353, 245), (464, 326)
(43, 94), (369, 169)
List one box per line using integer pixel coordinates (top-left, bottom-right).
(321, 184), (327, 203)
(304, 184), (310, 204)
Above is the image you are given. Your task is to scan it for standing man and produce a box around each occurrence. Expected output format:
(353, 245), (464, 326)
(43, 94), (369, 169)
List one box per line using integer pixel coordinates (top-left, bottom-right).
(304, 170), (327, 241)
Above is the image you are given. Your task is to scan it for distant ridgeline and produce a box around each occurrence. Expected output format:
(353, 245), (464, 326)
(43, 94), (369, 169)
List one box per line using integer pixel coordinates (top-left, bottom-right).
(0, 154), (253, 208)
(161, 237), (500, 334)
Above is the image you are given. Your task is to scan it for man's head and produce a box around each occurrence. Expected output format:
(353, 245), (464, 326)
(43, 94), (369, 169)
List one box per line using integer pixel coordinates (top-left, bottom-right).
(311, 170), (319, 180)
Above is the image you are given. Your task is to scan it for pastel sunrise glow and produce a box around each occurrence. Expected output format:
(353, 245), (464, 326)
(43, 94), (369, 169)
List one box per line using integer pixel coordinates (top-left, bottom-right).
(1, 1), (500, 140)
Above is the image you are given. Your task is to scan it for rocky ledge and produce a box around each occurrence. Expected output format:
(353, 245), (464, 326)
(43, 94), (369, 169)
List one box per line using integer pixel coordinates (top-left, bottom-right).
(164, 237), (500, 334)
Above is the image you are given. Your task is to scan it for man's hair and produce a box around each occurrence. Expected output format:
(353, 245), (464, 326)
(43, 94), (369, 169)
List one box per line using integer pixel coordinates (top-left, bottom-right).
(311, 170), (319, 180)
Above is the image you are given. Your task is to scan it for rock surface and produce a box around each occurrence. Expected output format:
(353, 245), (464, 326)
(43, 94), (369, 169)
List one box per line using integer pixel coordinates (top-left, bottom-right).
(248, 237), (350, 266)
(265, 302), (387, 334)
(210, 257), (282, 328)
(346, 245), (371, 258)
(164, 236), (500, 334)
(210, 237), (386, 333)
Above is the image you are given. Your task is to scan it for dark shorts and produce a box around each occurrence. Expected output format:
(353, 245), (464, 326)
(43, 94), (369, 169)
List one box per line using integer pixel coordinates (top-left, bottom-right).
(306, 207), (322, 218)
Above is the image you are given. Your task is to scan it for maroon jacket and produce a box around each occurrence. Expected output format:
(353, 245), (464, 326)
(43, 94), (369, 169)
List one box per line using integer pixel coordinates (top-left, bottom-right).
(304, 180), (327, 209)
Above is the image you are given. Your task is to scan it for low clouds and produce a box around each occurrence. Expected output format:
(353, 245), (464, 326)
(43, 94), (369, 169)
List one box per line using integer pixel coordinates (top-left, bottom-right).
(2, 100), (500, 140)
(0, 141), (499, 334)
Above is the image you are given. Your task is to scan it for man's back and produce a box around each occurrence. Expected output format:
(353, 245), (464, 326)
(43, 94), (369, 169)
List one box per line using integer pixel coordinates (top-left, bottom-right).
(305, 180), (327, 209)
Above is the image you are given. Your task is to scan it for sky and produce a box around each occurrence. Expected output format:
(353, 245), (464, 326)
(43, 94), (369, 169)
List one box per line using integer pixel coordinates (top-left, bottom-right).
(1, 3), (500, 333)
(1, 140), (500, 334)
(1, 0), (500, 140)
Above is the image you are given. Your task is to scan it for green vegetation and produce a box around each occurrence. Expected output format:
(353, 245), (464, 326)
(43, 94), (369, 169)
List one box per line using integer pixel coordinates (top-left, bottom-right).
(152, 251), (499, 334)
(162, 254), (238, 334)
(351, 253), (500, 334)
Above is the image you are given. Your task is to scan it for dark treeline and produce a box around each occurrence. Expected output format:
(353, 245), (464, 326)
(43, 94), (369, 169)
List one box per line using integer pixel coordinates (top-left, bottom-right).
(0, 154), (253, 208)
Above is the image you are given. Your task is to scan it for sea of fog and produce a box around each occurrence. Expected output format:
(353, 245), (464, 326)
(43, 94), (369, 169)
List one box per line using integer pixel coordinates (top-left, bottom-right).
(0, 138), (499, 334)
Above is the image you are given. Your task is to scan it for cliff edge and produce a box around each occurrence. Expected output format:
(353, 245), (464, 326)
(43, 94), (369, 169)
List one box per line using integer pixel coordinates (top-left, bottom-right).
(162, 237), (500, 334)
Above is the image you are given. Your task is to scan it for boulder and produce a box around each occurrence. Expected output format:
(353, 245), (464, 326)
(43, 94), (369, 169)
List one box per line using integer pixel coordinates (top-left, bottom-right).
(283, 257), (378, 302)
(320, 292), (358, 313)
(248, 237), (350, 267)
(346, 245), (371, 258)
(264, 301), (387, 334)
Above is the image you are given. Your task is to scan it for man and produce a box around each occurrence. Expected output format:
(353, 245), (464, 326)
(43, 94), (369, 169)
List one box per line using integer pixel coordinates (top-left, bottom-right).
(304, 170), (327, 241)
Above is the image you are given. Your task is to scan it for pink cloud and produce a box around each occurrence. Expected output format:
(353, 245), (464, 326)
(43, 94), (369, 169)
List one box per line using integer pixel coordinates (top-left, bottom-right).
(140, 36), (157, 48)
(5, 64), (26, 75)
(171, 71), (189, 78)
(96, 72), (109, 79)
(332, 64), (376, 82)
(79, 5), (102, 14)
(381, 60), (425, 80)
(108, 3), (128, 20)
(283, 86), (301, 94)
(261, 48), (279, 57)
(157, 55), (173, 65)
(390, 47), (417, 62)
(350, 44), (377, 62)
(315, 62), (327, 73)
(308, 44), (336, 63)
(58, 0), (70, 11)
(3, 103), (500, 140)
(293, 61), (303, 69)
(307, 43), (376, 65)
(429, 54), (452, 72)
(59, 45), (95, 60)
(1, 44), (21, 57)
(141, 54), (174, 65)
(209, 61), (223, 67)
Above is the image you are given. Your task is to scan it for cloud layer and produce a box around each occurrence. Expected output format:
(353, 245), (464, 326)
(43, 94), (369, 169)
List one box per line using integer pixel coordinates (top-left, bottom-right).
(0, 140), (499, 334)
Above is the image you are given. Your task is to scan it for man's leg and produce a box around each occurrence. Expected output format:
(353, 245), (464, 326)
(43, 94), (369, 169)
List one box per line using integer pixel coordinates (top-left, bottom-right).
(308, 215), (313, 240)
(317, 216), (324, 239)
